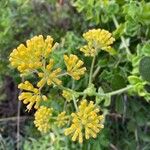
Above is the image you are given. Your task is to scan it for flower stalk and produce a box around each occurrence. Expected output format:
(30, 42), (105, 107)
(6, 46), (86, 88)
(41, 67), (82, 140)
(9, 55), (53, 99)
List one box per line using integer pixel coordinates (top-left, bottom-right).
(89, 56), (96, 85)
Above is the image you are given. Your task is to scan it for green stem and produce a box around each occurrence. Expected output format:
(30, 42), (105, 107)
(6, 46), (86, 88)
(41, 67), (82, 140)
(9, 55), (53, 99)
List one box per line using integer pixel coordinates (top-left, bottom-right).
(89, 56), (96, 85)
(82, 94), (87, 99)
(95, 85), (133, 97)
(57, 72), (68, 77)
(72, 96), (78, 111)
(92, 66), (100, 79)
(59, 84), (132, 98)
(52, 126), (60, 149)
(58, 85), (72, 92)
(59, 84), (132, 97)
(112, 15), (131, 55)
(58, 85), (83, 96)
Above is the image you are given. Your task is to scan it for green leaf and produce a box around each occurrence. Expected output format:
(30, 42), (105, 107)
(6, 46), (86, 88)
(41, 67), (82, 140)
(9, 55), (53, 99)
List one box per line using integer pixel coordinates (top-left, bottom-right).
(108, 48), (117, 55)
(127, 120), (136, 132)
(115, 95), (124, 114)
(136, 84), (147, 96)
(141, 42), (150, 56)
(135, 111), (147, 126)
(111, 74), (126, 90)
(128, 76), (142, 85)
(96, 87), (105, 104)
(113, 23), (125, 39)
(98, 58), (108, 67)
(123, 1), (141, 20)
(104, 95), (111, 106)
(140, 133), (150, 142)
(125, 17), (140, 36)
(139, 56), (150, 82)
(84, 83), (96, 96)
(107, 2), (119, 16)
(140, 2), (150, 25)
(144, 93), (150, 101)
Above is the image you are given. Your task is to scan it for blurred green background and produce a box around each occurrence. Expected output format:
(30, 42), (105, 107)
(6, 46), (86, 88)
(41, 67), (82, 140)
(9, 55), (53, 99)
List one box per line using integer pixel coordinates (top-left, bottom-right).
(0, 0), (150, 149)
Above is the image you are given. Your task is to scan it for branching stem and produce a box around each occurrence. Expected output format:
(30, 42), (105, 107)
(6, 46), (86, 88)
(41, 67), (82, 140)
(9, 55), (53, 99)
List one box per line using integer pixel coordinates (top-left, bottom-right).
(58, 84), (132, 100)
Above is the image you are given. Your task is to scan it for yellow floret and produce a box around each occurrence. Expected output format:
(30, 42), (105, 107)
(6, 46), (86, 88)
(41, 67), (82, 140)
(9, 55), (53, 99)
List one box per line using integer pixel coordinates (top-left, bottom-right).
(18, 81), (47, 111)
(9, 35), (54, 75)
(64, 100), (104, 143)
(55, 111), (69, 127)
(80, 29), (115, 56)
(37, 59), (62, 88)
(34, 106), (53, 133)
(64, 54), (86, 80)
(62, 90), (73, 102)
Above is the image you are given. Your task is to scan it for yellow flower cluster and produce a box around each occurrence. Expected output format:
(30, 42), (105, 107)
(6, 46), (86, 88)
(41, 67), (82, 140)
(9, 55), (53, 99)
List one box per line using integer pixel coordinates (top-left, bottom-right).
(37, 59), (62, 88)
(64, 100), (104, 143)
(55, 111), (69, 127)
(80, 29), (115, 56)
(9, 33), (106, 142)
(9, 35), (54, 75)
(34, 106), (53, 133)
(18, 81), (47, 111)
(64, 54), (86, 80)
(62, 90), (73, 102)
(9, 35), (64, 111)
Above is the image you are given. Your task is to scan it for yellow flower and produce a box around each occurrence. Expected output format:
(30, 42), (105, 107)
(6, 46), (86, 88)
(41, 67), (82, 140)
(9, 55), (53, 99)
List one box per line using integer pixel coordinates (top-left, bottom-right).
(64, 100), (104, 144)
(80, 45), (97, 57)
(9, 35), (54, 75)
(80, 29), (115, 56)
(18, 81), (47, 111)
(55, 111), (69, 127)
(64, 54), (86, 80)
(34, 106), (53, 133)
(62, 90), (73, 102)
(37, 59), (62, 88)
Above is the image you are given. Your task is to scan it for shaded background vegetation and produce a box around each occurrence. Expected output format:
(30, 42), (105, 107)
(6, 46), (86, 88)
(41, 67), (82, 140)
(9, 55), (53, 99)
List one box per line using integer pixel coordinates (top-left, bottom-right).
(0, 0), (150, 149)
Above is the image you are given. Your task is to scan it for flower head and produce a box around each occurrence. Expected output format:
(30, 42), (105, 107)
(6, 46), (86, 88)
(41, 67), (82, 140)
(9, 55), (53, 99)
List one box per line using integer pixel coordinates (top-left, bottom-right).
(55, 111), (69, 127)
(62, 90), (73, 102)
(80, 45), (97, 57)
(80, 29), (115, 56)
(9, 35), (54, 75)
(37, 59), (62, 88)
(64, 54), (86, 80)
(18, 81), (47, 111)
(34, 106), (53, 133)
(64, 100), (104, 143)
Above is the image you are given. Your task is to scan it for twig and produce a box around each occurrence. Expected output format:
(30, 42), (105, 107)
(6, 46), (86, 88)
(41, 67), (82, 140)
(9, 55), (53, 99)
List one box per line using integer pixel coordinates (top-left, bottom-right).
(122, 95), (127, 124)
(107, 113), (122, 119)
(0, 134), (6, 150)
(0, 116), (32, 122)
(110, 143), (118, 150)
(17, 77), (24, 150)
(135, 128), (140, 150)
(17, 100), (21, 150)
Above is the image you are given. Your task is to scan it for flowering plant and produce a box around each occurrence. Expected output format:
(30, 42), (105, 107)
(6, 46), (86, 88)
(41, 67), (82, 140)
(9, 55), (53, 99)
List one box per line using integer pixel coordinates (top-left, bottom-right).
(9, 28), (149, 145)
